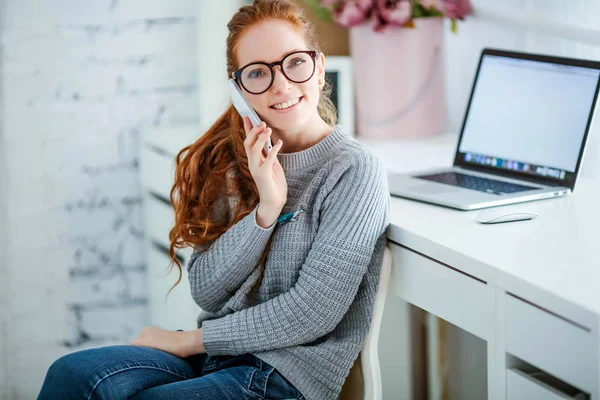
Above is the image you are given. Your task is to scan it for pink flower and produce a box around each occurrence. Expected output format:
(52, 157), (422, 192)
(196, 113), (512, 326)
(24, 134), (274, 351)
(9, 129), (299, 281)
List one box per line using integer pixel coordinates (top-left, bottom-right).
(374, 0), (412, 31)
(319, 0), (472, 31)
(329, 0), (373, 28)
(442, 0), (473, 20)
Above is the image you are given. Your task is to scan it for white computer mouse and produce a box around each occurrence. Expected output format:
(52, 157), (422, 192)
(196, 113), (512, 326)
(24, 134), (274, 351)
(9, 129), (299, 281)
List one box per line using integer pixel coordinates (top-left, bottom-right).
(475, 210), (538, 224)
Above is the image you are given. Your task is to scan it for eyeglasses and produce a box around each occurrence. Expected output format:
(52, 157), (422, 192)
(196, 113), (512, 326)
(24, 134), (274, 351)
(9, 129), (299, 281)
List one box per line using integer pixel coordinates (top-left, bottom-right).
(232, 50), (319, 95)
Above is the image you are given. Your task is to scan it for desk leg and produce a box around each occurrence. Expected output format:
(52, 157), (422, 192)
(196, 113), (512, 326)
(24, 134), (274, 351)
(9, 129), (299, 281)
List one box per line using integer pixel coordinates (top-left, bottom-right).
(427, 313), (442, 400)
(492, 287), (506, 400)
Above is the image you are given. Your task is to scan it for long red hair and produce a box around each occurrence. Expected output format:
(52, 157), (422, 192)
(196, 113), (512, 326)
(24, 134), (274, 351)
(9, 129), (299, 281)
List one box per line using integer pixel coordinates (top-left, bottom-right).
(166, 0), (337, 298)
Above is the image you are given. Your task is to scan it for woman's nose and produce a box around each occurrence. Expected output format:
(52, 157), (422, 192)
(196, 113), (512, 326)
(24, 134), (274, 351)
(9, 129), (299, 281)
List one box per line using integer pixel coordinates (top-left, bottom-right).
(270, 66), (291, 93)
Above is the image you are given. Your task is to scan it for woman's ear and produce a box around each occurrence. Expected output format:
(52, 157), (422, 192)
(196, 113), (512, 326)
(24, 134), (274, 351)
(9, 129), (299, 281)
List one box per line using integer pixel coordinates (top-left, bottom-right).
(317, 52), (326, 90)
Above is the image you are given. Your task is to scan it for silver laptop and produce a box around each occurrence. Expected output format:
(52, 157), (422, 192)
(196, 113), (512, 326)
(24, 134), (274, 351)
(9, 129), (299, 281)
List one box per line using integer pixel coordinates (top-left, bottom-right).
(388, 48), (600, 211)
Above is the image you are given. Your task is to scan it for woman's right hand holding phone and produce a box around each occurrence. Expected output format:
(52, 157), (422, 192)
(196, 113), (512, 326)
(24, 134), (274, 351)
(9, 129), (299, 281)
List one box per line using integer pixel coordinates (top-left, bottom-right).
(242, 117), (287, 228)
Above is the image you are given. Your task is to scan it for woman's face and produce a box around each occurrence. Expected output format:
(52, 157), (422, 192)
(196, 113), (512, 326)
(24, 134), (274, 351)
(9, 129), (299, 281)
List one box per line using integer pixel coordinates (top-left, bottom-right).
(235, 19), (325, 132)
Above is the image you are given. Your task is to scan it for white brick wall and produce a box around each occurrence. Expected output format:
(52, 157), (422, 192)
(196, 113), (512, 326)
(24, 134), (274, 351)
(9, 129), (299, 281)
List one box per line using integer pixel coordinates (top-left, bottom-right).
(0, 1), (198, 398)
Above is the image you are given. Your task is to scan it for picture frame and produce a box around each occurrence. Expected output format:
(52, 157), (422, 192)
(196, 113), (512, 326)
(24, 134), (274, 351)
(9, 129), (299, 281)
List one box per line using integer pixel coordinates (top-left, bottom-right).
(324, 56), (355, 137)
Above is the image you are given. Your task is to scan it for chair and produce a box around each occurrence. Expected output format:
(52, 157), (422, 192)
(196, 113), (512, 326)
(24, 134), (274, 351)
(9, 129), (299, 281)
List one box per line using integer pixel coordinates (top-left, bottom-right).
(340, 244), (393, 400)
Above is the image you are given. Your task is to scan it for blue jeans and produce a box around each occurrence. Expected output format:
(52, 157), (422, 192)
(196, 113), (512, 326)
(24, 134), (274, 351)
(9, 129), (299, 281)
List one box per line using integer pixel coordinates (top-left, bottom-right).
(37, 345), (304, 400)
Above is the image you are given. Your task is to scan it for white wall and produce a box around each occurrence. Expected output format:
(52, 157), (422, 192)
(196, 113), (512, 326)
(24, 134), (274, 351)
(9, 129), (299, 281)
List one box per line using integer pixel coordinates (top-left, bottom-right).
(0, 1), (198, 398)
(444, 0), (600, 182)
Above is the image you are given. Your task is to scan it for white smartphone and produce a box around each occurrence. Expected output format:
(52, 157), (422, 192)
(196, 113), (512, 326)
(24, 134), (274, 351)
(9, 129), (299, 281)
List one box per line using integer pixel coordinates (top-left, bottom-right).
(228, 78), (272, 155)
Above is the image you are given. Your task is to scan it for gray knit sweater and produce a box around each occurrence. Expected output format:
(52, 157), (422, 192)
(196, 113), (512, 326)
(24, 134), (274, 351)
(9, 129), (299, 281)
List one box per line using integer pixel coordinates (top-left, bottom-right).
(188, 125), (390, 400)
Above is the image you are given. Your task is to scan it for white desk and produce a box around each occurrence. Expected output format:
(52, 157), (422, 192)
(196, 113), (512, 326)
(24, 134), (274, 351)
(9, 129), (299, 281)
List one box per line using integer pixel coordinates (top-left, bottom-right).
(362, 134), (600, 400)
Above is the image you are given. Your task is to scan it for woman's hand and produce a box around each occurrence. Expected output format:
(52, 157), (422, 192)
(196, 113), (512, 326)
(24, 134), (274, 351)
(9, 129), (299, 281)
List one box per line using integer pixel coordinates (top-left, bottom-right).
(130, 327), (205, 359)
(242, 117), (287, 224)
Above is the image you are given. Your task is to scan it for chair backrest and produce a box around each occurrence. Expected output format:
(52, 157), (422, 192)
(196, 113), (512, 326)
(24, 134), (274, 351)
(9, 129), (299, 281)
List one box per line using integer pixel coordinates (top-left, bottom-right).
(339, 244), (393, 400)
(360, 244), (393, 400)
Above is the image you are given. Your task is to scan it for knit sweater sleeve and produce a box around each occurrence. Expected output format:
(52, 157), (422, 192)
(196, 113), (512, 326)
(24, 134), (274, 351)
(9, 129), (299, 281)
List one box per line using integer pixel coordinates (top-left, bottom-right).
(200, 152), (390, 355)
(187, 204), (276, 313)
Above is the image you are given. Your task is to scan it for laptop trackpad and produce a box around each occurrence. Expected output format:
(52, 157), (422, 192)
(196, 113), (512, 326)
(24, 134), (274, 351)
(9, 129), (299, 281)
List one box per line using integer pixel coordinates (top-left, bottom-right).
(406, 184), (456, 195)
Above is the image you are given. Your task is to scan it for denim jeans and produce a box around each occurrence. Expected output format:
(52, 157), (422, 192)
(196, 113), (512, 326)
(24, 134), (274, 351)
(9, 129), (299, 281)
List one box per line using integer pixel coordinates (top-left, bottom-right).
(37, 345), (305, 400)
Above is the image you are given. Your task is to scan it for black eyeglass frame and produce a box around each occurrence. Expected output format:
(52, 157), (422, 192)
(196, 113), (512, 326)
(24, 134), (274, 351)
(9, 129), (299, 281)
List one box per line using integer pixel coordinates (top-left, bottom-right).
(232, 50), (319, 95)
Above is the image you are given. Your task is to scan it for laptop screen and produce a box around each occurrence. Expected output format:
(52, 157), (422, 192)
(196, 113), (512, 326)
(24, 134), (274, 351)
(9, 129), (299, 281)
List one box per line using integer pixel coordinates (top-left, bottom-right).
(456, 50), (600, 187)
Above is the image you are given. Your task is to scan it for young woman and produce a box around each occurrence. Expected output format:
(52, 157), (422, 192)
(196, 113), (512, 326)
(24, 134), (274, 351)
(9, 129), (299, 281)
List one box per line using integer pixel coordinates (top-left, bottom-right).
(37, 1), (389, 399)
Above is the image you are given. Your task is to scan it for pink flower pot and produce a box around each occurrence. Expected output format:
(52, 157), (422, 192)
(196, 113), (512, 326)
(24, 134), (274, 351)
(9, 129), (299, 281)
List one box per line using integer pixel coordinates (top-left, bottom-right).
(350, 17), (447, 139)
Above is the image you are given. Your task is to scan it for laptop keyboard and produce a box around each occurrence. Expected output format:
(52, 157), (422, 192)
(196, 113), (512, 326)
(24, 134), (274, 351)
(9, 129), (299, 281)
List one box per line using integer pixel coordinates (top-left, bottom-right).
(415, 172), (538, 195)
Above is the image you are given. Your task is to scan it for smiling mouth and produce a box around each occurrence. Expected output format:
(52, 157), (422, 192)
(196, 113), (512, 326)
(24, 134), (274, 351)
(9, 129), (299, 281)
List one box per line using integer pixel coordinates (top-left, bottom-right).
(270, 96), (302, 110)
